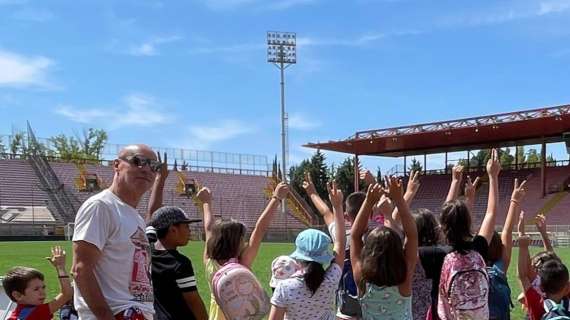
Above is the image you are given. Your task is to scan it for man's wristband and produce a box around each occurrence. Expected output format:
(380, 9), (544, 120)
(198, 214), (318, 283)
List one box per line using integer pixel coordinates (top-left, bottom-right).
(510, 199), (520, 206)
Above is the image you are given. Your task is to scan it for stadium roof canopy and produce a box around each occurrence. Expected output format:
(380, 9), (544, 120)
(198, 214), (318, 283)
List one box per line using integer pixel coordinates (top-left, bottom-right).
(304, 104), (570, 157)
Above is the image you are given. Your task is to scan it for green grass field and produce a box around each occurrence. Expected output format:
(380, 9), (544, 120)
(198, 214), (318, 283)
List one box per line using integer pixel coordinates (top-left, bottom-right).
(1, 241), (568, 319)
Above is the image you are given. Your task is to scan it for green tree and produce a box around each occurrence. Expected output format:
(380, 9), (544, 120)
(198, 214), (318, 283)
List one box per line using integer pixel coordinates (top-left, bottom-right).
(309, 150), (329, 201)
(526, 148), (540, 164)
(335, 157), (366, 197)
(499, 148), (514, 168)
(515, 146), (525, 166)
(9, 133), (25, 159)
(50, 128), (108, 161)
(0, 137), (6, 159)
(408, 158), (423, 173)
(469, 150), (490, 168)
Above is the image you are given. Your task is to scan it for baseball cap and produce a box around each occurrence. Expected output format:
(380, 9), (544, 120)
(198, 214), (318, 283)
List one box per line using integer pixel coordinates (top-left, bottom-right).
(290, 229), (333, 267)
(270, 255), (301, 288)
(149, 206), (201, 230)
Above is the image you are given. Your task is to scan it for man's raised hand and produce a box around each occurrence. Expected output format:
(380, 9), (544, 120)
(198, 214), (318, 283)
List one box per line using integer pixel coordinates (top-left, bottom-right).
(302, 172), (317, 195)
(156, 152), (169, 180)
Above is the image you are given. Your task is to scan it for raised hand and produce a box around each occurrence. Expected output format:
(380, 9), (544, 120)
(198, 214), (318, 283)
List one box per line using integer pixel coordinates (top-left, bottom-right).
(155, 152), (169, 180)
(365, 182), (384, 205)
(535, 214), (547, 234)
(302, 172), (317, 195)
(452, 165), (464, 182)
(360, 170), (376, 186)
(385, 176), (404, 203)
(406, 170), (421, 196)
(46, 246), (66, 269)
(273, 182), (289, 200)
(517, 211), (526, 235)
(511, 178), (527, 203)
(373, 194), (393, 217)
(518, 234), (531, 248)
(327, 180), (344, 209)
(196, 187), (212, 204)
(486, 149), (501, 178)
(465, 175), (481, 199)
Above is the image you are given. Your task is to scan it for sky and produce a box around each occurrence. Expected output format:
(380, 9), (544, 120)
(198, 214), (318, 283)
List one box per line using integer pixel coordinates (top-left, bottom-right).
(1, 0), (570, 173)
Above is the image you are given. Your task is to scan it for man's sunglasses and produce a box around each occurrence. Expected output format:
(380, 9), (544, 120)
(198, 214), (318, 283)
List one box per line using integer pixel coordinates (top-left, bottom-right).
(119, 155), (162, 172)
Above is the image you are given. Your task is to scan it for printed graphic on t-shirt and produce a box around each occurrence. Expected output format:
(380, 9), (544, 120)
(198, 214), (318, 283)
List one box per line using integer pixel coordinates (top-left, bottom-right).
(129, 227), (153, 303)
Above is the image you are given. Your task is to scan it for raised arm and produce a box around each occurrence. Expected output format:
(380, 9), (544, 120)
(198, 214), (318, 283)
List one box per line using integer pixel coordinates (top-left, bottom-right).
(47, 246), (72, 314)
(517, 212), (533, 292)
(501, 178), (526, 272)
(535, 214), (554, 252)
(350, 183), (383, 292)
(391, 171), (420, 227)
(464, 175), (481, 212)
(146, 152), (168, 223)
(197, 187), (214, 265)
(360, 169), (377, 187)
(479, 149), (501, 244)
(445, 165), (464, 203)
(302, 172), (334, 226)
(386, 177), (418, 297)
(240, 182), (289, 268)
(328, 181), (346, 266)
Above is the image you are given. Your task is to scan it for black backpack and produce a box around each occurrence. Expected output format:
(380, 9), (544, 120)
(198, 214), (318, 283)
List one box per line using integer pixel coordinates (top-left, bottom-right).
(542, 298), (570, 320)
(336, 248), (361, 317)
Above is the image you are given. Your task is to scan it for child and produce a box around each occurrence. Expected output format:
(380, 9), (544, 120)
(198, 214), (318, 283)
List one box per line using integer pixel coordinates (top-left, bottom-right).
(350, 177), (418, 319)
(269, 256), (301, 292)
(484, 178), (527, 320)
(2, 246), (72, 320)
(147, 206), (208, 320)
(519, 234), (570, 319)
(269, 181), (346, 320)
(201, 182), (289, 320)
(437, 149), (502, 319)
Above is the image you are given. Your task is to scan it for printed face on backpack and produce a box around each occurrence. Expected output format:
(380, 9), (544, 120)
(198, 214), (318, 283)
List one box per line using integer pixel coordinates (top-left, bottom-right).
(13, 278), (47, 306)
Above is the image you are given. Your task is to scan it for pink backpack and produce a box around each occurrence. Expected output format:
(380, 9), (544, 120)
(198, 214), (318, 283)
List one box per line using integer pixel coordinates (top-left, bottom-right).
(437, 250), (489, 320)
(211, 259), (270, 320)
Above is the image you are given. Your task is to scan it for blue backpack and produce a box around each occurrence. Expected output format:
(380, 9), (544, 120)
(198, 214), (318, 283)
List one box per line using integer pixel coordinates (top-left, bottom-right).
(542, 298), (570, 320)
(487, 265), (513, 320)
(336, 248), (361, 317)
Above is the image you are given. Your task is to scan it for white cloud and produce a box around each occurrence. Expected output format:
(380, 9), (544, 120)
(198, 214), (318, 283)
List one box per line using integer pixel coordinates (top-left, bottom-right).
(128, 35), (183, 56)
(0, 50), (55, 89)
(182, 120), (254, 149)
(288, 113), (321, 130)
(298, 30), (421, 48)
(54, 93), (171, 128)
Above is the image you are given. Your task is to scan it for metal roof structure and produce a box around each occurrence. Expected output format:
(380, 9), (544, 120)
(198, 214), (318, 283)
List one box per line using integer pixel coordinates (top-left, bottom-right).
(305, 104), (570, 157)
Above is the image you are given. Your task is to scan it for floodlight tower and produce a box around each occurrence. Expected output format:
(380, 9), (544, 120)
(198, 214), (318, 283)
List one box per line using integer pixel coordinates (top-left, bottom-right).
(267, 31), (296, 221)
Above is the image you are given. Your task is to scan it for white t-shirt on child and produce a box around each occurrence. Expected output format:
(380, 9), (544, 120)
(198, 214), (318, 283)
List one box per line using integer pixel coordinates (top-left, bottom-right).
(72, 189), (154, 319)
(271, 264), (342, 320)
(327, 221), (350, 251)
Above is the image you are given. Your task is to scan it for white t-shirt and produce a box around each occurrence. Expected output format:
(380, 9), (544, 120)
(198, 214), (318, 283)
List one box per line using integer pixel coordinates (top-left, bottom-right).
(271, 263), (342, 320)
(327, 221), (351, 250)
(72, 189), (154, 319)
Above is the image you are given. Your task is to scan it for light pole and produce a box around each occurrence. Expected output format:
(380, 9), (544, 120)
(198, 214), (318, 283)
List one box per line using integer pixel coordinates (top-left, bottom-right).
(267, 31), (296, 236)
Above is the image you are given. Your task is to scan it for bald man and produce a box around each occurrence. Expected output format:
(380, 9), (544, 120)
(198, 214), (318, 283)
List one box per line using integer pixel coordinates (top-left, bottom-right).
(72, 145), (159, 320)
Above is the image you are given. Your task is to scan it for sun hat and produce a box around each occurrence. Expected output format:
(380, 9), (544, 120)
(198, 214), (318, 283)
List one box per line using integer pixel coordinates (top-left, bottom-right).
(290, 229), (333, 267)
(270, 255), (301, 288)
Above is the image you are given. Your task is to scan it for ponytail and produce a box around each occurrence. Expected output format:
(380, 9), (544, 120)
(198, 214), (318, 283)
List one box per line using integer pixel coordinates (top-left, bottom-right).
(303, 261), (326, 295)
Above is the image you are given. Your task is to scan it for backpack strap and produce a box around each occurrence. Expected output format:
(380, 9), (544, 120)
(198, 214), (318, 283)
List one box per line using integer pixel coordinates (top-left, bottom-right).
(17, 306), (37, 320)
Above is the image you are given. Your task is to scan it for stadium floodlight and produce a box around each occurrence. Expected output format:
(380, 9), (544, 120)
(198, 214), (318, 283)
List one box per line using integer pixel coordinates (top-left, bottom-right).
(267, 31), (296, 229)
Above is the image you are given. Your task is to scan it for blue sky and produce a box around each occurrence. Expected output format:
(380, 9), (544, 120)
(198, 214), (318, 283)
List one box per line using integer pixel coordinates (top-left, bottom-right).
(1, 0), (570, 172)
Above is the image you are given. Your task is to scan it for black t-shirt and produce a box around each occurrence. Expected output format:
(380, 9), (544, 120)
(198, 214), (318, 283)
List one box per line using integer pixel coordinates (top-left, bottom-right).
(418, 235), (489, 319)
(150, 243), (198, 320)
